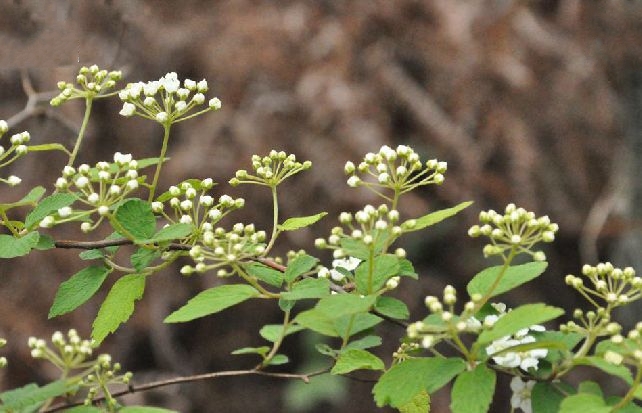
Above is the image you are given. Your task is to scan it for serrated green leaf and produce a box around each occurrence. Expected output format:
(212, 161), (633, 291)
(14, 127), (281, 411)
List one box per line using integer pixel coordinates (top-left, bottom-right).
(49, 265), (111, 318)
(130, 247), (160, 272)
(113, 199), (155, 240)
(331, 349), (384, 374)
(467, 262), (548, 298)
(278, 212), (327, 231)
(334, 312), (383, 338)
(315, 294), (376, 319)
(164, 284), (259, 323)
(231, 346), (270, 356)
(451, 364), (495, 413)
(0, 380), (71, 410)
(373, 357), (466, 407)
(245, 262), (284, 288)
(0, 186), (46, 210)
(260, 324), (305, 342)
(399, 390), (430, 413)
(285, 254), (318, 283)
(398, 258), (418, 279)
(25, 193), (76, 229)
(339, 237), (370, 260)
(375, 296), (409, 320)
(606, 396), (642, 412)
(406, 201), (473, 232)
(344, 335), (382, 351)
(120, 406), (179, 413)
(139, 223), (193, 244)
(295, 310), (339, 337)
(477, 304), (564, 345)
(532, 381), (572, 413)
(92, 274), (146, 343)
(559, 393), (610, 413)
(0, 231), (40, 258)
(355, 255), (400, 294)
(281, 278), (331, 300)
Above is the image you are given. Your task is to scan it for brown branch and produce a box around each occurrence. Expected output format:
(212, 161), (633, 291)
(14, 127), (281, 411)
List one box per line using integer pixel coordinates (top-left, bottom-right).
(6, 70), (58, 129)
(42, 367), (330, 413)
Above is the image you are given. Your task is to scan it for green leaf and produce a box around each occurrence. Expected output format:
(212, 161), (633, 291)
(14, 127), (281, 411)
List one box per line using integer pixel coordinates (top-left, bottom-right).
(477, 304), (564, 345)
(120, 407), (179, 413)
(231, 346), (270, 356)
(130, 247), (160, 272)
(92, 274), (146, 344)
(334, 312), (382, 337)
(559, 393), (610, 413)
(34, 233), (55, 250)
(373, 357), (466, 407)
(339, 238), (370, 260)
(138, 223), (193, 244)
(406, 201), (473, 232)
(295, 310), (340, 337)
(355, 255), (400, 294)
(331, 349), (384, 375)
(267, 354), (289, 366)
(25, 192), (76, 229)
(113, 199), (156, 240)
(278, 212), (327, 231)
(344, 335), (382, 351)
(64, 406), (102, 413)
(532, 381), (572, 413)
(259, 324), (305, 343)
(164, 284), (259, 323)
(0, 380), (70, 410)
(49, 265), (111, 318)
(467, 262), (548, 298)
(244, 262), (284, 288)
(399, 390), (430, 413)
(0, 231), (40, 258)
(573, 357), (633, 384)
(398, 258), (418, 279)
(578, 381), (602, 397)
(79, 249), (105, 260)
(285, 254), (318, 283)
(315, 294), (376, 319)
(0, 186), (45, 210)
(27, 143), (70, 153)
(281, 278), (331, 300)
(606, 397), (642, 412)
(450, 364), (496, 413)
(374, 296), (409, 320)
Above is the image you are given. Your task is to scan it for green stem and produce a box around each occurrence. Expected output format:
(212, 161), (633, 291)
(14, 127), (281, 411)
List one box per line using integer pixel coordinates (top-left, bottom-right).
(262, 311), (290, 367)
(611, 365), (642, 412)
(232, 263), (279, 298)
(67, 97), (94, 167)
(341, 314), (357, 348)
(148, 123), (171, 202)
(475, 248), (517, 311)
(0, 209), (19, 236)
(367, 247), (375, 294)
(263, 185), (279, 254)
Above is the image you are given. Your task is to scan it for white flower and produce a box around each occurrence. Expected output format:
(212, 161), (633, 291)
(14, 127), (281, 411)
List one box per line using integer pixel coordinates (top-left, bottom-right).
(87, 193), (100, 204)
(180, 215), (193, 224)
(143, 81), (160, 96)
(119, 102), (136, 117)
(143, 96), (156, 107)
(192, 93), (205, 105)
(208, 97), (221, 109)
(155, 112), (169, 122)
(160, 72), (180, 93)
(151, 201), (163, 212)
(0, 120), (7, 133)
(199, 195), (214, 207)
(80, 222), (92, 233)
(15, 145), (27, 155)
(126, 180), (139, 190)
(184, 79), (196, 90)
(510, 377), (535, 413)
(332, 257), (361, 271)
(330, 269), (345, 282)
(7, 175), (21, 186)
(197, 79), (208, 92)
(114, 152), (133, 165)
(75, 176), (89, 188)
(98, 205), (110, 216)
(39, 215), (55, 228)
(57, 206), (72, 218)
(175, 101), (187, 112)
(55, 177), (68, 189)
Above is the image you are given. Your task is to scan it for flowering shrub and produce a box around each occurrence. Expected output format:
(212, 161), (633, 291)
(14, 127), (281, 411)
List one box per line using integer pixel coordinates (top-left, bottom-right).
(0, 65), (641, 412)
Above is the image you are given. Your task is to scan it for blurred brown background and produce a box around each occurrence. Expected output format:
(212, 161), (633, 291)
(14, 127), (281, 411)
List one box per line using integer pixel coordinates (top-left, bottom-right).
(1, 0), (642, 411)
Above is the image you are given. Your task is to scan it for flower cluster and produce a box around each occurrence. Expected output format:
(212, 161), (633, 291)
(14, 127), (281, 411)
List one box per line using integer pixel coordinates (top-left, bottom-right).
(153, 178), (243, 232)
(118, 72), (221, 125)
(0, 120), (30, 186)
(181, 223), (267, 276)
(317, 256), (361, 284)
(42, 152), (142, 232)
(50, 65), (122, 106)
(82, 353), (133, 409)
(468, 203), (558, 261)
(28, 329), (96, 368)
(230, 150), (312, 187)
(604, 323), (642, 367)
(344, 144), (447, 199)
(510, 377), (536, 413)
(565, 263), (642, 309)
(314, 204), (407, 258)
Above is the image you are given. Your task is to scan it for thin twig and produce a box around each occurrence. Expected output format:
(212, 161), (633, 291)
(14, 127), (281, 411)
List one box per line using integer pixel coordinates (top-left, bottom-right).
(42, 367), (330, 413)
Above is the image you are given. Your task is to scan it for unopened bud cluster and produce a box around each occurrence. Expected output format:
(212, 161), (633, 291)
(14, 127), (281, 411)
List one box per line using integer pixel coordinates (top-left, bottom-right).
(82, 353), (133, 409)
(468, 204), (558, 261)
(51, 65), (122, 106)
(0, 120), (30, 186)
(181, 223), (267, 276)
(154, 178), (244, 233)
(314, 204), (406, 259)
(565, 263), (641, 309)
(28, 329), (96, 369)
(43, 153), (142, 232)
(230, 150), (312, 187)
(344, 145), (446, 197)
(118, 72), (221, 124)
(561, 307), (621, 340)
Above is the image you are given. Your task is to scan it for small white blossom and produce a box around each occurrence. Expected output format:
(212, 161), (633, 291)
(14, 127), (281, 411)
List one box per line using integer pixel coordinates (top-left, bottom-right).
(209, 97), (222, 109)
(7, 175), (21, 186)
(510, 377), (535, 413)
(57, 206), (72, 218)
(119, 102), (136, 117)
